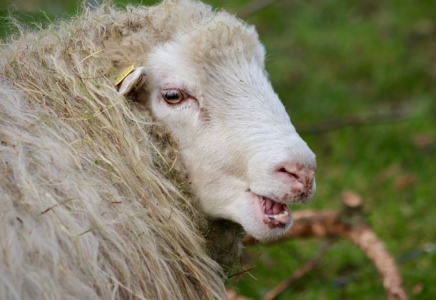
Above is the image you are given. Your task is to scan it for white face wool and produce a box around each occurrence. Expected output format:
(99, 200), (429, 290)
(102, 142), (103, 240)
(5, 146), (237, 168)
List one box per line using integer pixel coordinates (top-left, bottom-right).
(125, 12), (317, 241)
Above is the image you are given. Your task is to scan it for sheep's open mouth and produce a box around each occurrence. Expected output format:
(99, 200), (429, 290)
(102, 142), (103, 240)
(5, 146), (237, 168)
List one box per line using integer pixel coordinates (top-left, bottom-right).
(253, 194), (291, 229)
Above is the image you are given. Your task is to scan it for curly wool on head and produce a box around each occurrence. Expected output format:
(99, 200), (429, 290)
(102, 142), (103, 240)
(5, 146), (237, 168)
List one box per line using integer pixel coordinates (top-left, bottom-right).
(0, 1), (230, 299)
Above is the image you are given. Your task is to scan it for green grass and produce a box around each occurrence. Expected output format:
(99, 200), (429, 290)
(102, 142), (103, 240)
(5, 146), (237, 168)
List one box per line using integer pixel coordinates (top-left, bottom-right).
(1, 0), (435, 299)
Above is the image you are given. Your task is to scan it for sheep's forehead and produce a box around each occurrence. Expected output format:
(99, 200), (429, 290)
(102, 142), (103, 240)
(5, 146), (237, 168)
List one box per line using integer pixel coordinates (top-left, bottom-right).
(151, 18), (266, 87)
(149, 7), (269, 109)
(152, 1), (265, 65)
(187, 22), (266, 83)
(186, 18), (265, 69)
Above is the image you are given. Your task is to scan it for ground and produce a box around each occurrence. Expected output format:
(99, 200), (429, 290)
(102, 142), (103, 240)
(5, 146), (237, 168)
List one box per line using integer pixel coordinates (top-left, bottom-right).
(1, 0), (435, 299)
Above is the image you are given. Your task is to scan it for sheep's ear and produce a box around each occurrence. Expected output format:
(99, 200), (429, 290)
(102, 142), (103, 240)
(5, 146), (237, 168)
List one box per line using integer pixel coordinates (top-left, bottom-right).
(115, 66), (147, 97)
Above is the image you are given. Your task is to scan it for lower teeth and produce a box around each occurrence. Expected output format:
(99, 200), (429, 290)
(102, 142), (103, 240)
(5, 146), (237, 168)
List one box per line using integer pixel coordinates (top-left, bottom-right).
(266, 210), (289, 219)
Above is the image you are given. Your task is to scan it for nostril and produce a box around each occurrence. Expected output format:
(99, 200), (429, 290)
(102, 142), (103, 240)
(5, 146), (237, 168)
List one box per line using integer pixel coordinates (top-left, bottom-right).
(277, 167), (286, 173)
(277, 167), (301, 182)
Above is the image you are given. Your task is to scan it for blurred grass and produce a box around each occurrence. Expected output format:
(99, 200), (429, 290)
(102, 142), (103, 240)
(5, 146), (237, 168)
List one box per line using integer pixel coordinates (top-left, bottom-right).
(1, 0), (435, 299)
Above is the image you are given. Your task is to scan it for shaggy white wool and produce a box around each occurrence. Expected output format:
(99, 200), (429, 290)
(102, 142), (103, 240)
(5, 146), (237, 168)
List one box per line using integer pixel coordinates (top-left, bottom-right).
(0, 1), (228, 299)
(0, 0), (316, 298)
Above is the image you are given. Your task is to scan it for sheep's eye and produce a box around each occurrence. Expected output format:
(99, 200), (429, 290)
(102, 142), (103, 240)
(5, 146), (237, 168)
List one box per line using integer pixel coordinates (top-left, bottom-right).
(162, 89), (188, 104)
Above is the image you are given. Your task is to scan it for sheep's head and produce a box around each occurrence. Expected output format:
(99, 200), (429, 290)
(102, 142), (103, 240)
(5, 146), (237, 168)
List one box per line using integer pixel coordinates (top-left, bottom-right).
(119, 11), (316, 241)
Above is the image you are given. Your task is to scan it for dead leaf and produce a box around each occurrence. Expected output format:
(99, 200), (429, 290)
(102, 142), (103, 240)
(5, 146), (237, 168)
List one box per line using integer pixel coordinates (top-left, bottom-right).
(342, 191), (362, 207)
(394, 174), (418, 190)
(227, 289), (252, 300)
(412, 283), (424, 295)
(413, 134), (434, 149)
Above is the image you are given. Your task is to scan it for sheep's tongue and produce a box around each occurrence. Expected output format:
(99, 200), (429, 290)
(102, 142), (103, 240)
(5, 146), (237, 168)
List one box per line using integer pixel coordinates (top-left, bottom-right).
(264, 198), (285, 215)
(274, 202), (284, 214)
(266, 198), (273, 211)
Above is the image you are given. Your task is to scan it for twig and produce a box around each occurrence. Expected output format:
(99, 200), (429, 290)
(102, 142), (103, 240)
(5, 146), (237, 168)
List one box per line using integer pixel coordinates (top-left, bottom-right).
(243, 192), (409, 300)
(297, 110), (412, 134)
(40, 198), (75, 215)
(263, 239), (335, 300)
(237, 0), (283, 19)
(228, 266), (257, 279)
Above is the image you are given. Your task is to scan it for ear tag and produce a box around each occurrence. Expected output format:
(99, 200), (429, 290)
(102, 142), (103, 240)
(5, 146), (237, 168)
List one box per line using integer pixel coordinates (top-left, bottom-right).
(114, 65), (135, 86)
(116, 66), (147, 97)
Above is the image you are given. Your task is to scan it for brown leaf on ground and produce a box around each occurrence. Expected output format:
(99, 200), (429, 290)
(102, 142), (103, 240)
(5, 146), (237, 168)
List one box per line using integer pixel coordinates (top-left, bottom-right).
(412, 283), (424, 295)
(394, 174), (418, 190)
(342, 191), (362, 207)
(227, 289), (251, 300)
(413, 134), (435, 149)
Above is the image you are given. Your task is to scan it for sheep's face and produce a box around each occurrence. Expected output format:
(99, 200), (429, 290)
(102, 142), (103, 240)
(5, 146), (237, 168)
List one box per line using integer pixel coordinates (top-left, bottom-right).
(141, 21), (316, 241)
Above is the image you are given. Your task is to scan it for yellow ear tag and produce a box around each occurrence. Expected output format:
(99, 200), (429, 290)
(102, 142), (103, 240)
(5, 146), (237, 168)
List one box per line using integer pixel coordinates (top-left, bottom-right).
(114, 65), (135, 86)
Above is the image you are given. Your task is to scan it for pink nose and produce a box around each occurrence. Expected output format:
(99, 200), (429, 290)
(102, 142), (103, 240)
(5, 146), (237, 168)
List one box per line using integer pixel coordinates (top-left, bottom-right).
(275, 163), (315, 203)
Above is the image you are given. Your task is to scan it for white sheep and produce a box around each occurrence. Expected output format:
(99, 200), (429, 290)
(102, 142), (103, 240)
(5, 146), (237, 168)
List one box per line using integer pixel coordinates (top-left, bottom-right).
(0, 0), (316, 299)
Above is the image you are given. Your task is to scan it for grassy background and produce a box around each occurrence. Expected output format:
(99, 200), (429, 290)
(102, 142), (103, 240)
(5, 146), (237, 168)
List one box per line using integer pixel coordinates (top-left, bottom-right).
(1, 0), (435, 299)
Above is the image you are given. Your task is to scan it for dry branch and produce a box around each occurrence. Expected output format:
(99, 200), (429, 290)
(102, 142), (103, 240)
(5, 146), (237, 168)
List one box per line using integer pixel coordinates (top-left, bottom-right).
(243, 192), (409, 300)
(243, 210), (339, 245)
(298, 110), (412, 135)
(347, 228), (409, 300)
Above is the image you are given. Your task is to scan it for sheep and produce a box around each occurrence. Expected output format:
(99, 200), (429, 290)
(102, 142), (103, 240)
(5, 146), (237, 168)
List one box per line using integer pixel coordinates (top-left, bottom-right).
(0, 0), (316, 299)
